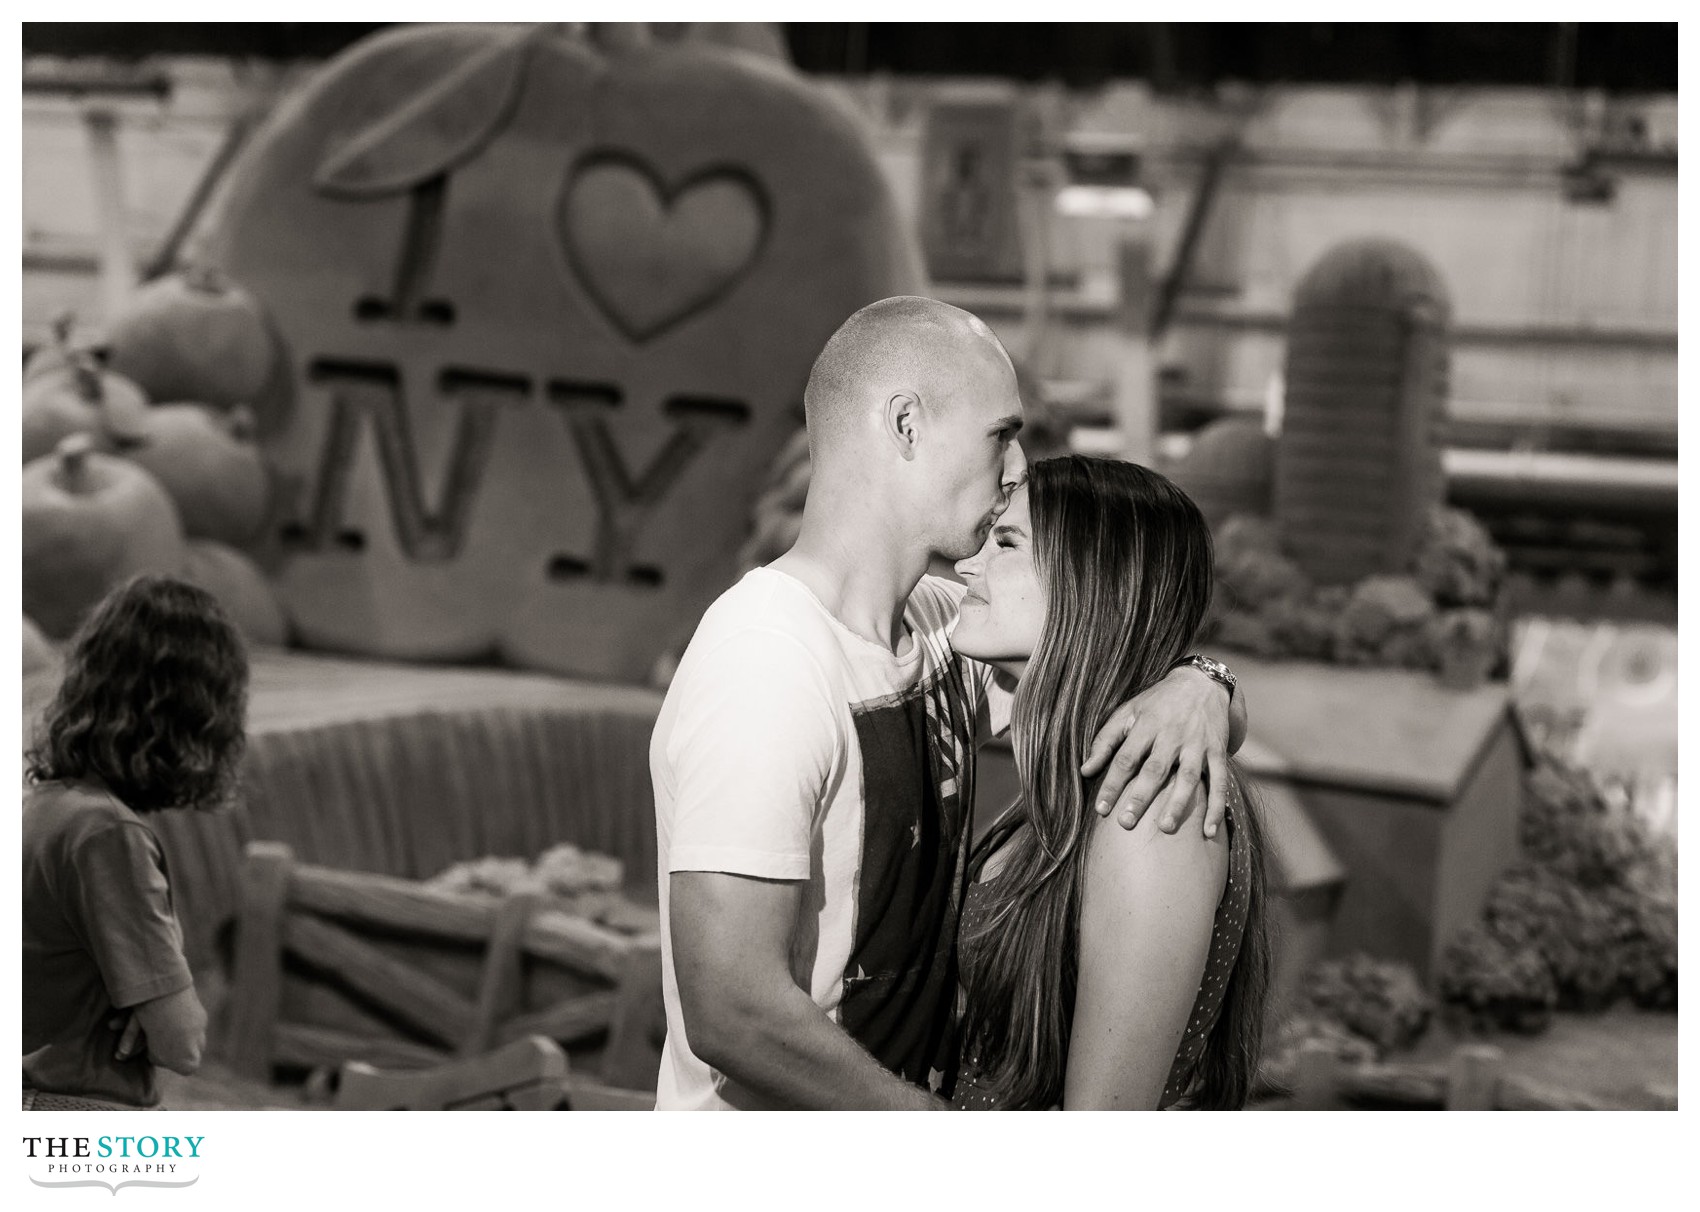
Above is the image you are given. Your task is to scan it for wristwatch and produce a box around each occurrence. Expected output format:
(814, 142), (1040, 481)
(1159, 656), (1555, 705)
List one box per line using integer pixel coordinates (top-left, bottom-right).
(1176, 653), (1236, 703)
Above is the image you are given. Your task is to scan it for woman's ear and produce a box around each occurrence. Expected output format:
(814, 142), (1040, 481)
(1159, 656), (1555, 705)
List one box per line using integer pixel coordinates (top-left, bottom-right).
(884, 391), (920, 461)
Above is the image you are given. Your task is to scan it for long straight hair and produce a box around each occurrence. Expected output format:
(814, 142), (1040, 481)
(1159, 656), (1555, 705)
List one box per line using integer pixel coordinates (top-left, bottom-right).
(956, 455), (1270, 1109)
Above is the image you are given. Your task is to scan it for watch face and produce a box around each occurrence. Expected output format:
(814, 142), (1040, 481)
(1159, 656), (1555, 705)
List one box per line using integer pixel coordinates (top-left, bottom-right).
(1194, 656), (1234, 686)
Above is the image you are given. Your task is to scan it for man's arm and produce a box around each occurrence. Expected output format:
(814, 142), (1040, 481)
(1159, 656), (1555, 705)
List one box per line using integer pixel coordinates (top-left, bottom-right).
(661, 624), (938, 1109)
(670, 871), (944, 1110)
(1081, 664), (1247, 838)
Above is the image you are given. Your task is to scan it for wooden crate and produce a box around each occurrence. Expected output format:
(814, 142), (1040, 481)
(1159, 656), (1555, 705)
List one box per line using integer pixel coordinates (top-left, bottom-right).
(1231, 655), (1524, 982)
(224, 842), (664, 1093)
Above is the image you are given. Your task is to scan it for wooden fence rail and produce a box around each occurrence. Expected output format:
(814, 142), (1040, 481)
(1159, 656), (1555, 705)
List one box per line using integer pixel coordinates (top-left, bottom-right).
(224, 841), (664, 1093)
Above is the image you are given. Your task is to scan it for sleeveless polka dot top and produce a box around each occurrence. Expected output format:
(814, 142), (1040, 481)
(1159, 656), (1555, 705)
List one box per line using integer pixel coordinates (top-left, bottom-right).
(952, 780), (1254, 1110)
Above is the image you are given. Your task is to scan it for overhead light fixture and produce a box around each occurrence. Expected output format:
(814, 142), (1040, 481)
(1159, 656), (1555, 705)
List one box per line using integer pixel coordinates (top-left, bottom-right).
(1056, 132), (1154, 220)
(1054, 184), (1155, 220)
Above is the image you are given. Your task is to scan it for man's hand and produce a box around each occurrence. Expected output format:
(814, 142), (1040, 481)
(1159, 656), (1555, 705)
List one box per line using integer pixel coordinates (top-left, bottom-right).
(1080, 665), (1242, 838)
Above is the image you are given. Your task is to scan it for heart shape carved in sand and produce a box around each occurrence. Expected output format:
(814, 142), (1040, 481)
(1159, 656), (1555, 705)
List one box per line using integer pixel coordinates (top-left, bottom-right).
(558, 152), (769, 343)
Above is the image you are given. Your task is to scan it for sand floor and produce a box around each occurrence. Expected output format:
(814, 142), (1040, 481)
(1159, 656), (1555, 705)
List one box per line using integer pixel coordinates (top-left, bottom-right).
(147, 1006), (1675, 1112)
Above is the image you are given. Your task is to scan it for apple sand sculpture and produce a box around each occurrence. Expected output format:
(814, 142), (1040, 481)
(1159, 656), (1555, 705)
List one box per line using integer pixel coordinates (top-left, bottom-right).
(24, 24), (923, 684)
(182, 22), (924, 681)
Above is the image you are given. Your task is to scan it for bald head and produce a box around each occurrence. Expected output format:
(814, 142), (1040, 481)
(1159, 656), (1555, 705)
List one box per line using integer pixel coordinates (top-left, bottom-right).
(803, 296), (1015, 454)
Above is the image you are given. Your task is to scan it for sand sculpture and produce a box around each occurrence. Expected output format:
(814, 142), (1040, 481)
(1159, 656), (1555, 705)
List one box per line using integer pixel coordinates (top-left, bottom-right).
(1275, 238), (1451, 586)
(190, 23), (925, 680)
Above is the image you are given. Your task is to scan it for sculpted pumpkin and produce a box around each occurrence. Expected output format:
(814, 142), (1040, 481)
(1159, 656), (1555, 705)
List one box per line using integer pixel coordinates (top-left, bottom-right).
(182, 539), (290, 646)
(22, 435), (190, 638)
(21, 354), (149, 465)
(105, 265), (286, 430)
(1169, 412), (1275, 528)
(189, 23), (924, 679)
(110, 403), (273, 547)
(23, 311), (83, 384)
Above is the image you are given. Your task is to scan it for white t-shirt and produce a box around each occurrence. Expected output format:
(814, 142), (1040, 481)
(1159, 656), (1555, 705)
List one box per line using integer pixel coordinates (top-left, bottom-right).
(651, 567), (1005, 1110)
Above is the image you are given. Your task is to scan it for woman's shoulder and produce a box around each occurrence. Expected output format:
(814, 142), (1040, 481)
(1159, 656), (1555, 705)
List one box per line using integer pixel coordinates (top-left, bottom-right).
(1082, 795), (1230, 907)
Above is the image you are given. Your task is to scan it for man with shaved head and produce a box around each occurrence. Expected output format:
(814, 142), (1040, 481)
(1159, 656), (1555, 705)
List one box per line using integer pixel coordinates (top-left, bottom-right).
(652, 297), (1245, 1109)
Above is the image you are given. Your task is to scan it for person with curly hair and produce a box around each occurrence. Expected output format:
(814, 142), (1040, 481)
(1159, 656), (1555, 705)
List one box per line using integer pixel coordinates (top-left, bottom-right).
(23, 576), (250, 1109)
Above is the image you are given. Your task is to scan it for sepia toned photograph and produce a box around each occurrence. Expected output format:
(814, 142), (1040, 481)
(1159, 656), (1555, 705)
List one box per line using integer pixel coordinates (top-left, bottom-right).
(19, 20), (1677, 1125)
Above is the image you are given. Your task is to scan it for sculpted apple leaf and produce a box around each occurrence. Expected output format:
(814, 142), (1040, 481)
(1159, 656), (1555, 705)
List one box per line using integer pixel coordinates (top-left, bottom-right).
(313, 23), (550, 199)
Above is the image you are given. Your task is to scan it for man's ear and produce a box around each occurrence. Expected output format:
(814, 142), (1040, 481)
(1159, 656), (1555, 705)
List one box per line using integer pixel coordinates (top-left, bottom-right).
(883, 391), (921, 461)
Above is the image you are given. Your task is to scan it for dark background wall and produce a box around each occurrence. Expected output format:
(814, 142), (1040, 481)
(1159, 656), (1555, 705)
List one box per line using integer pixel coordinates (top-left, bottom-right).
(22, 22), (1678, 92)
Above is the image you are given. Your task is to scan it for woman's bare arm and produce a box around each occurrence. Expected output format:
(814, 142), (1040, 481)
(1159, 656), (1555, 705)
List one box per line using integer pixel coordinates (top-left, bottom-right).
(1062, 788), (1227, 1109)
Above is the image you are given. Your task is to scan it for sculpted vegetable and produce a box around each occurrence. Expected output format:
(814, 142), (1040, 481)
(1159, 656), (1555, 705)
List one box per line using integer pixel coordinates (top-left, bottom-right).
(22, 353), (149, 465)
(108, 403), (272, 547)
(105, 265), (284, 427)
(22, 434), (189, 638)
(182, 539), (290, 646)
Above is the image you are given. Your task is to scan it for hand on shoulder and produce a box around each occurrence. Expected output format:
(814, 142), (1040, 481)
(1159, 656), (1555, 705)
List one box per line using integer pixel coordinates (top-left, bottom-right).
(1088, 781), (1230, 883)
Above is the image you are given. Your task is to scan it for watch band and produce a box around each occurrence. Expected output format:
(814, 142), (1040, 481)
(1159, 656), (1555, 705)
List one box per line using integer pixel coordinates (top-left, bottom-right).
(1177, 653), (1236, 702)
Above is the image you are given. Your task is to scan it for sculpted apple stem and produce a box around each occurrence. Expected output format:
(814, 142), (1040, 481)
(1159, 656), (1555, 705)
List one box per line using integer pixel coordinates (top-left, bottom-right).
(56, 432), (95, 492)
(183, 262), (228, 295)
(72, 355), (104, 403)
(49, 308), (75, 350)
(72, 356), (148, 446)
(228, 405), (257, 443)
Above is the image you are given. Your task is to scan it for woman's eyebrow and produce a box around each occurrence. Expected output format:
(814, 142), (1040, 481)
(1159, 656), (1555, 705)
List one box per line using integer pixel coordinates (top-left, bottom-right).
(992, 523), (1027, 540)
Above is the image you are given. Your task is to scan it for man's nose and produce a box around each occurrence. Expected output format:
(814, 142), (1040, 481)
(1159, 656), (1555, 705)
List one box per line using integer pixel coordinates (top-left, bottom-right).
(1002, 440), (1028, 496)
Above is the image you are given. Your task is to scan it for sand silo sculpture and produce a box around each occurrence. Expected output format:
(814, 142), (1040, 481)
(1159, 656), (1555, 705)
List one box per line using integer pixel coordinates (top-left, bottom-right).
(1275, 239), (1451, 586)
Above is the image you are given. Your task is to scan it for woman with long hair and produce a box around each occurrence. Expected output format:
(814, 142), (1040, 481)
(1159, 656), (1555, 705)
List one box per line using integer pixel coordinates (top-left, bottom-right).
(23, 575), (250, 1109)
(949, 455), (1270, 1109)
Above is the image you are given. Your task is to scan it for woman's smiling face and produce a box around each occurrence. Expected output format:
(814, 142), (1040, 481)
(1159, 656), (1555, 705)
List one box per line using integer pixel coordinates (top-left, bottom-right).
(951, 483), (1045, 676)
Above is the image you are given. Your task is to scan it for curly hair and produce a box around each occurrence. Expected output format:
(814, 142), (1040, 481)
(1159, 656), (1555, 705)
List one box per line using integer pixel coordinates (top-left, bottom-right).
(26, 575), (250, 814)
